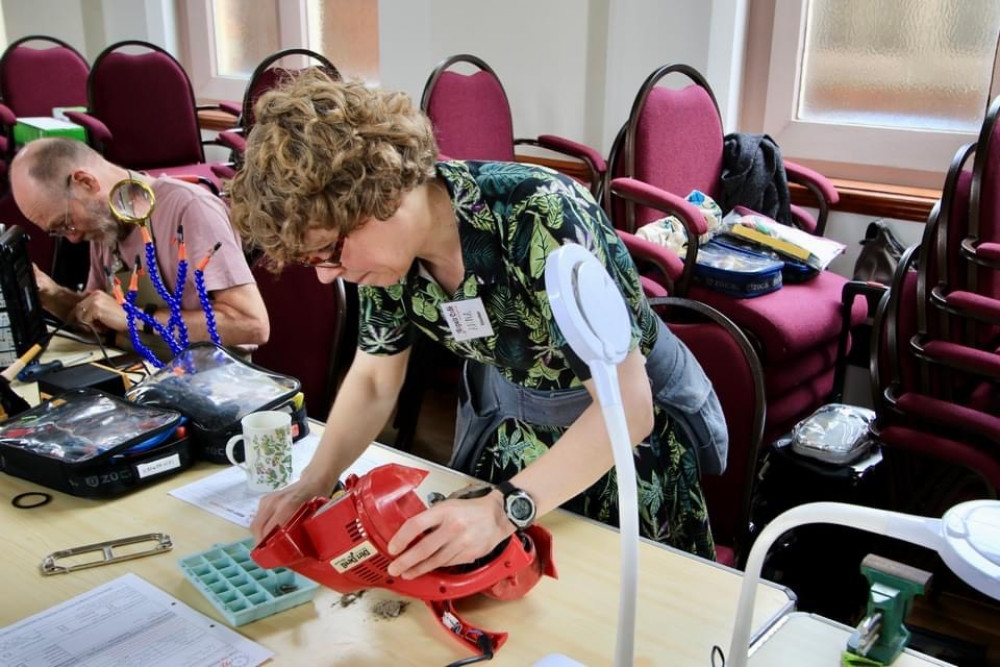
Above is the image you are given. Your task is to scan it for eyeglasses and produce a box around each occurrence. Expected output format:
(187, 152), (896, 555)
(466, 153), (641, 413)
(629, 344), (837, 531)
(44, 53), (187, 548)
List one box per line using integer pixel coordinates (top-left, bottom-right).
(48, 175), (77, 237)
(293, 234), (346, 269)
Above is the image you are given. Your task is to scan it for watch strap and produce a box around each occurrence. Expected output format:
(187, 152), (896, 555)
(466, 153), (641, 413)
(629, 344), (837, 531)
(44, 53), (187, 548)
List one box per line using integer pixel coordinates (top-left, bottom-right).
(496, 480), (518, 498)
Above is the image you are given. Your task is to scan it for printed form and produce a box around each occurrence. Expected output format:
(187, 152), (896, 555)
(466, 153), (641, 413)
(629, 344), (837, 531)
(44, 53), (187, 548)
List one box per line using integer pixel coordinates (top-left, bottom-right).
(0, 573), (271, 667)
(168, 432), (382, 528)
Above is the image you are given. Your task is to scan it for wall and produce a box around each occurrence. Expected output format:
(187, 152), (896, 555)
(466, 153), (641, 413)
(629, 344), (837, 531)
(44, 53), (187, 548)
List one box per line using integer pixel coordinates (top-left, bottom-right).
(2, 0), (176, 59)
(378, 0), (734, 154)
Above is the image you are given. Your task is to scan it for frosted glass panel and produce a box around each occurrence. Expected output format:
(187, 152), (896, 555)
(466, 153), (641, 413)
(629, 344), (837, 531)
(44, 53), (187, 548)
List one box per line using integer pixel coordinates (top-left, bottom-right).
(306, 0), (380, 82)
(799, 0), (1000, 132)
(212, 0), (280, 78)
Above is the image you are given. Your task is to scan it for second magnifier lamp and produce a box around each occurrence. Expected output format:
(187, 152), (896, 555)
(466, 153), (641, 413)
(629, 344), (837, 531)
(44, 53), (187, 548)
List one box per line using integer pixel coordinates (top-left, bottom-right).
(106, 177), (222, 367)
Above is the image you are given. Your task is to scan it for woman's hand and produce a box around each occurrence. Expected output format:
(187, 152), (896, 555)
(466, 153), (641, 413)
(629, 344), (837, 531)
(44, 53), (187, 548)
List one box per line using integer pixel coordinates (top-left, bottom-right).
(386, 491), (514, 580)
(250, 475), (333, 542)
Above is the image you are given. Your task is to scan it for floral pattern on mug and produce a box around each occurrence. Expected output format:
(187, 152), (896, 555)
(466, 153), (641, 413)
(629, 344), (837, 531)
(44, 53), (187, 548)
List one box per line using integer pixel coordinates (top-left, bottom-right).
(251, 425), (292, 490)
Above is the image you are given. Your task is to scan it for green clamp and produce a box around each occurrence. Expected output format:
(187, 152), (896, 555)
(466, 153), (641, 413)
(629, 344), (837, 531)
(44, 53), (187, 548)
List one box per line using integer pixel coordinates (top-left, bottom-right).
(845, 553), (932, 665)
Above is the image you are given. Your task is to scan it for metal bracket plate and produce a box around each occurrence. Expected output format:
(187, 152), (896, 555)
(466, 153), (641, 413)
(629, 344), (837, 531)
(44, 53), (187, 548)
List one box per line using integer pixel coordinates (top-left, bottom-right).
(40, 532), (173, 575)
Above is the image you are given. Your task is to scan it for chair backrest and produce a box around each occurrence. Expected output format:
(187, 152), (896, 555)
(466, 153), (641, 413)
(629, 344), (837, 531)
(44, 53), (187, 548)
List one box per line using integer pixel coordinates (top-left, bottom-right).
(967, 94), (1000, 305)
(0, 35), (88, 117)
(420, 54), (515, 162)
(88, 41), (204, 171)
(606, 64), (724, 232)
(250, 263), (348, 419)
(649, 296), (765, 563)
(241, 48), (341, 134)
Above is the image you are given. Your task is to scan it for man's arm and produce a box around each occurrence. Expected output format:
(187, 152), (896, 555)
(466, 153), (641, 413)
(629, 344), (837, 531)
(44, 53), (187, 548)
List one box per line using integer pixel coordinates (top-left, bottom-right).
(72, 282), (270, 346)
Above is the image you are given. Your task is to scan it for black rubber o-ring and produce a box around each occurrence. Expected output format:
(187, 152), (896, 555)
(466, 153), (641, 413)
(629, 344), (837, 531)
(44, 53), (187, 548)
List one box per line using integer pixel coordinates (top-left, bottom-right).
(12, 492), (52, 509)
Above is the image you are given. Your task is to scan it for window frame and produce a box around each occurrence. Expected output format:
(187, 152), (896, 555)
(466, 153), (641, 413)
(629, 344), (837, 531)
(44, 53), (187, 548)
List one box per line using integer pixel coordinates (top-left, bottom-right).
(760, 0), (999, 177)
(179, 0), (309, 102)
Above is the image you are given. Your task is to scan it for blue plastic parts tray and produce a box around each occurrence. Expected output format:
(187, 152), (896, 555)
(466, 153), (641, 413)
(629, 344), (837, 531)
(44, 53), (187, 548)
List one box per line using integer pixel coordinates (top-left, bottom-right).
(178, 537), (319, 626)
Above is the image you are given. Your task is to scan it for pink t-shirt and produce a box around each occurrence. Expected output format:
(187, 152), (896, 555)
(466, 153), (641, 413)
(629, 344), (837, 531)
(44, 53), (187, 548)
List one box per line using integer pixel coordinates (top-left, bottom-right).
(87, 177), (253, 305)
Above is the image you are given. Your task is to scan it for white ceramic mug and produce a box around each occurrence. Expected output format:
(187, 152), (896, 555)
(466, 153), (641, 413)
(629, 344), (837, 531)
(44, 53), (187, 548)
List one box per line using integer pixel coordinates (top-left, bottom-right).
(225, 411), (293, 493)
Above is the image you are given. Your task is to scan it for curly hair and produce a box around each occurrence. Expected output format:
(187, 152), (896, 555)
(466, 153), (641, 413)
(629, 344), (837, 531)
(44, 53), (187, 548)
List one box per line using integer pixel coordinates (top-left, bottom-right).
(229, 70), (438, 264)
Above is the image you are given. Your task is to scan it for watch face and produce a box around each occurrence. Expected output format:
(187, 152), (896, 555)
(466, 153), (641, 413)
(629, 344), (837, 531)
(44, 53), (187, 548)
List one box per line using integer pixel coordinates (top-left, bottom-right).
(509, 495), (534, 522)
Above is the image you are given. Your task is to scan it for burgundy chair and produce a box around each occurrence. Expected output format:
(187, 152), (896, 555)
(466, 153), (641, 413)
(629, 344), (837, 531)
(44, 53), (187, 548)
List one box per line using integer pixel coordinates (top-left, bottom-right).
(607, 64), (867, 446)
(250, 262), (349, 420)
(649, 296), (766, 568)
(64, 41), (228, 187)
(870, 243), (1000, 512)
(0, 35), (89, 183)
(419, 53), (606, 196)
(926, 96), (1000, 354)
(213, 48), (341, 181)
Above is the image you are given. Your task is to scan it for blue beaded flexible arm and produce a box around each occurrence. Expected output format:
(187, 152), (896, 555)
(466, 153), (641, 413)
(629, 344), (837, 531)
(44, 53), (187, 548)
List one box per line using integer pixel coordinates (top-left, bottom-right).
(194, 242), (223, 346)
(173, 226), (189, 350)
(140, 225), (189, 347)
(115, 273), (164, 367)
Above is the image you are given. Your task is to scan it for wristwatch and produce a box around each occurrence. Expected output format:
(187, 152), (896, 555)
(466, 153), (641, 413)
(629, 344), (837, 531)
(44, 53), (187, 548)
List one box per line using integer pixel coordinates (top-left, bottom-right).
(496, 481), (536, 529)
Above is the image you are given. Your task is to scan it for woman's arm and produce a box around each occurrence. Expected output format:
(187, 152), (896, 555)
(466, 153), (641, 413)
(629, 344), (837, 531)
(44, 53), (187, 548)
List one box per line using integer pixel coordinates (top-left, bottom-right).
(250, 347), (411, 541)
(386, 347), (653, 579)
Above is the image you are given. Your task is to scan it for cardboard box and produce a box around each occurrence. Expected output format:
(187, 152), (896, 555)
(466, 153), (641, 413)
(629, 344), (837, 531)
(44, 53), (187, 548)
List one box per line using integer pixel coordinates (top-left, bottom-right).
(13, 116), (87, 147)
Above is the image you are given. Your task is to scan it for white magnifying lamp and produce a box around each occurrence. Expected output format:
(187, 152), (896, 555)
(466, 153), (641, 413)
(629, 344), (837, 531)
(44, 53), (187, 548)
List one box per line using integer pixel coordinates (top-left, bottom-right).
(728, 500), (1000, 666)
(545, 243), (638, 667)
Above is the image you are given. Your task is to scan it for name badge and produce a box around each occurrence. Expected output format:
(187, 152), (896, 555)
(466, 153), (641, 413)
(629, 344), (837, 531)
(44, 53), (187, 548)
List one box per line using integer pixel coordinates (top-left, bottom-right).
(441, 297), (495, 342)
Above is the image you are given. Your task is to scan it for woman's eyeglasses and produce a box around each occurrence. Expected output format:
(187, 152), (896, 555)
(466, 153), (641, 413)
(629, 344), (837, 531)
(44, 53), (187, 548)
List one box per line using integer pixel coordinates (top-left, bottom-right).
(293, 234), (346, 269)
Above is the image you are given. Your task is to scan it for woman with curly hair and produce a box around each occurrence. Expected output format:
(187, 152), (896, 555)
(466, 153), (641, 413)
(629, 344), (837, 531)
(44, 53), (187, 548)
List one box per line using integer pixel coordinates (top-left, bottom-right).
(232, 70), (726, 576)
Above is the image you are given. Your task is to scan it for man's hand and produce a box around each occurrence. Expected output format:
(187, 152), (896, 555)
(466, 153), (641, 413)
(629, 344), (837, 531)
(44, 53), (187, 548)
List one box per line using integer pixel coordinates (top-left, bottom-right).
(32, 264), (59, 298)
(71, 290), (125, 332)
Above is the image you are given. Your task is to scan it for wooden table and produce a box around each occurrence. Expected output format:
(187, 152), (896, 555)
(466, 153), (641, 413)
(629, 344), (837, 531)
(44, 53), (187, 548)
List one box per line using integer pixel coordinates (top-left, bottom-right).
(4, 332), (955, 665)
(749, 613), (954, 666)
(0, 433), (796, 666)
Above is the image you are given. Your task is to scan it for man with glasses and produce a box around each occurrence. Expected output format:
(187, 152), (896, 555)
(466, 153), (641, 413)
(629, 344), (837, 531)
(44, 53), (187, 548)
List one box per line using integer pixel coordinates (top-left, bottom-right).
(9, 138), (269, 353)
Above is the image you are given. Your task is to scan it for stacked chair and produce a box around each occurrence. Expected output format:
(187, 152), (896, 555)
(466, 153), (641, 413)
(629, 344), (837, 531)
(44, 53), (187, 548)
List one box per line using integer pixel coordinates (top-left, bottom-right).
(420, 53), (606, 196)
(213, 48), (341, 181)
(0, 35), (90, 280)
(870, 99), (1000, 513)
(64, 41), (230, 187)
(605, 64), (868, 446)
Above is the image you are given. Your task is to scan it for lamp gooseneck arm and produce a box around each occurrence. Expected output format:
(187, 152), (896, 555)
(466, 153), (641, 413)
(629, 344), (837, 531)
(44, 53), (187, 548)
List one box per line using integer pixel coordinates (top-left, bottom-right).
(727, 502), (942, 667)
(589, 362), (639, 667)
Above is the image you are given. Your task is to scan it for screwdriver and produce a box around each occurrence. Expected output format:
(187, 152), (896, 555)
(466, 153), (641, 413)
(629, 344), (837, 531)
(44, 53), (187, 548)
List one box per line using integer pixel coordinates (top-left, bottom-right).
(15, 353), (92, 382)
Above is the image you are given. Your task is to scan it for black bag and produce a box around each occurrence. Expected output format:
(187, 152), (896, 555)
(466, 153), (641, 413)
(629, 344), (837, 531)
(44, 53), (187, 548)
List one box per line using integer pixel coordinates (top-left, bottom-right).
(853, 220), (905, 285)
(126, 343), (309, 463)
(0, 388), (192, 497)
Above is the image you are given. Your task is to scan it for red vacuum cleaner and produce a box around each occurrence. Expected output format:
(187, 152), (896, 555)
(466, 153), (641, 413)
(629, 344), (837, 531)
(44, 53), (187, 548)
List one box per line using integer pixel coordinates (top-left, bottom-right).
(252, 463), (557, 661)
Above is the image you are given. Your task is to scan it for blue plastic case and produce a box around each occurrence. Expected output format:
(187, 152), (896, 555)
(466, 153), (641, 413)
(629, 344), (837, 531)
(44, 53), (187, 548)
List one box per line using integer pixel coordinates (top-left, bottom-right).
(178, 537), (319, 626)
(693, 239), (784, 298)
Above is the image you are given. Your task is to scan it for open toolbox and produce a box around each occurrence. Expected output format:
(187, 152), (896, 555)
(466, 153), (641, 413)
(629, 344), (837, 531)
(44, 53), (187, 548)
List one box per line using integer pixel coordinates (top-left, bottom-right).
(178, 537), (319, 626)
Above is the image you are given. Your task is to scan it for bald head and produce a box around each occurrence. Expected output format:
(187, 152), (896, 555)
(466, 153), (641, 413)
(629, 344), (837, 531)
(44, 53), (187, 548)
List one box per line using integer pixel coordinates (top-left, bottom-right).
(11, 138), (123, 244)
(11, 137), (102, 194)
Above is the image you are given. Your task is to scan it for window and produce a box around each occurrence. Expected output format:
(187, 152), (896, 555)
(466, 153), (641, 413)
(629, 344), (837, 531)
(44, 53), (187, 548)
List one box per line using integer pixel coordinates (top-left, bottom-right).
(180, 0), (379, 102)
(753, 0), (1000, 183)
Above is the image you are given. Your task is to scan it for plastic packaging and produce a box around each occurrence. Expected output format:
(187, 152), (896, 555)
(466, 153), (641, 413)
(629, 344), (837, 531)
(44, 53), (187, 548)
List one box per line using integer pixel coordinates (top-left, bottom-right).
(791, 403), (876, 465)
